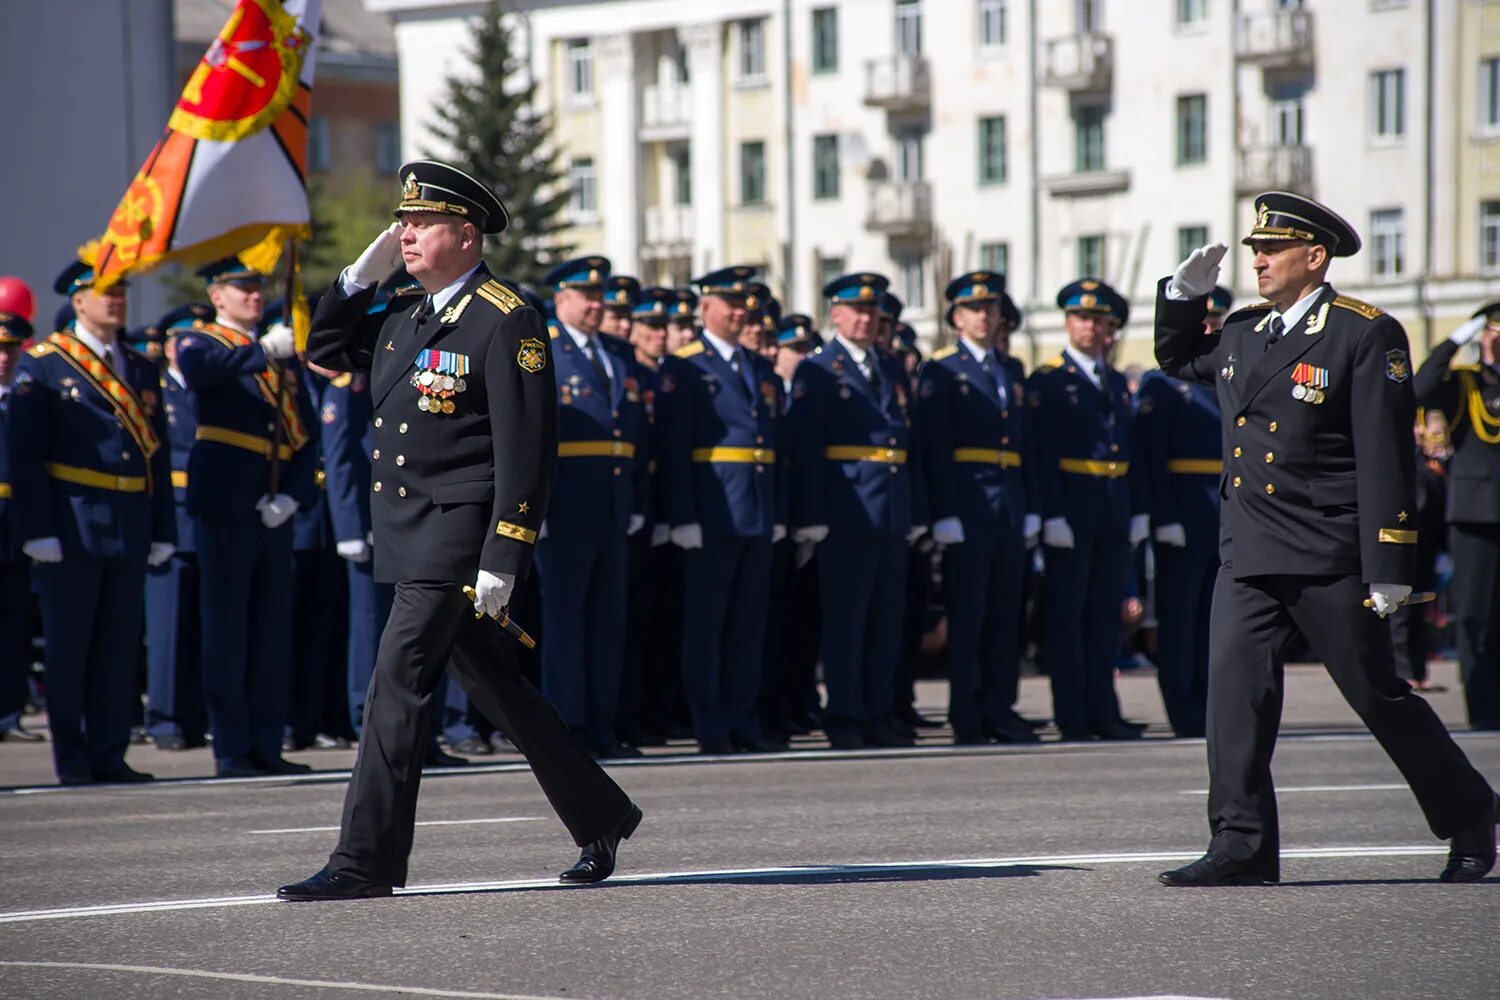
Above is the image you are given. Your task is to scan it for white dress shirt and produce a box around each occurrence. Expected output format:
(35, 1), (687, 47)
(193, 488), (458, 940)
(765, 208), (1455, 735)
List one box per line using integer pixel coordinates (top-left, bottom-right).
(1064, 344), (1106, 391)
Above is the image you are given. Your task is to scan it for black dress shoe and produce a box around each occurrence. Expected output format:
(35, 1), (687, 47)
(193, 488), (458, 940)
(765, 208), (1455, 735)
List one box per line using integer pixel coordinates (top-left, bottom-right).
(58, 771), (94, 786)
(1090, 722), (1145, 740)
(216, 758), (261, 778)
(1056, 730), (1097, 743)
(698, 737), (735, 755)
(1441, 794), (1499, 883)
(1017, 714), (1050, 731)
(153, 733), (188, 751)
(591, 741), (644, 759)
(866, 728), (916, 748)
(559, 804), (643, 885)
(93, 764), (154, 784)
(129, 726), (149, 746)
(255, 756), (315, 775)
(450, 736), (492, 755)
(731, 734), (789, 753)
(278, 867), (393, 901)
(0, 724), (45, 742)
(828, 733), (866, 750)
(986, 718), (1042, 744)
(1159, 852), (1276, 887)
(952, 730), (991, 746)
(423, 748), (469, 768)
(896, 707), (944, 729)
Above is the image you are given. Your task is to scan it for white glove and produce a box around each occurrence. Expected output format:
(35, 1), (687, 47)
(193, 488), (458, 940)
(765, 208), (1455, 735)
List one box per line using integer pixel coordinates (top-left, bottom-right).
(905, 525), (927, 545)
(1043, 517), (1074, 549)
(1167, 242), (1229, 301)
(1129, 513), (1150, 547)
(931, 517), (965, 545)
(22, 537), (62, 563)
(1368, 583), (1413, 619)
(628, 513), (646, 536)
(147, 542), (175, 567)
(472, 569), (516, 616)
(795, 540), (816, 569)
(336, 538), (371, 563)
(255, 493), (299, 530)
(772, 523), (787, 543)
(1153, 523), (1188, 548)
(1449, 315), (1487, 347)
(1022, 513), (1041, 549)
(259, 322), (295, 361)
(794, 525), (830, 545)
(651, 523), (671, 547)
(671, 523), (704, 549)
(346, 222), (404, 289)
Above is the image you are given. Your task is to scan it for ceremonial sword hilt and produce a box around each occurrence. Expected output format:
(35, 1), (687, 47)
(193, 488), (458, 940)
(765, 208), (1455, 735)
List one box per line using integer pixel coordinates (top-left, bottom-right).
(462, 586), (538, 649)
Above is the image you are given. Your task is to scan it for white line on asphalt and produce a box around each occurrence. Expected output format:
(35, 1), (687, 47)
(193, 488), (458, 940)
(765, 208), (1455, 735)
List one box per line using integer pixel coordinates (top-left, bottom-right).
(247, 816), (544, 835)
(0, 961), (583, 1000)
(1179, 783), (1408, 795)
(0, 844), (1447, 925)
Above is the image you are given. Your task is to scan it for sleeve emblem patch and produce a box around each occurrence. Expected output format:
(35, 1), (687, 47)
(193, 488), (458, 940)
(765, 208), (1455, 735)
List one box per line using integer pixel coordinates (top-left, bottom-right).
(1385, 349), (1410, 383)
(517, 338), (547, 374)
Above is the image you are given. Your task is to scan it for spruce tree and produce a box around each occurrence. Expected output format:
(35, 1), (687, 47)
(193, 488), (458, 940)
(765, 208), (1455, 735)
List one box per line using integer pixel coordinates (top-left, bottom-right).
(426, 1), (575, 283)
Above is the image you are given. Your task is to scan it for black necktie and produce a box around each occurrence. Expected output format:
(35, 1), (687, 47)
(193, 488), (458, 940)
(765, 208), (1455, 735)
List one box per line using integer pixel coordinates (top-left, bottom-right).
(1266, 315), (1285, 351)
(983, 351), (1006, 406)
(587, 339), (613, 395)
(866, 355), (882, 394)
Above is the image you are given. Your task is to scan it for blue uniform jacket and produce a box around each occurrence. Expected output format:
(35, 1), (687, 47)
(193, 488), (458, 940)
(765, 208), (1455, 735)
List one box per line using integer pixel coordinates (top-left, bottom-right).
(787, 338), (918, 537)
(7, 334), (174, 558)
(291, 367), (335, 551)
(161, 372), (198, 554)
(0, 389), (16, 561)
(657, 333), (781, 538)
(319, 371), (374, 547)
(1133, 369), (1223, 541)
(546, 320), (649, 538)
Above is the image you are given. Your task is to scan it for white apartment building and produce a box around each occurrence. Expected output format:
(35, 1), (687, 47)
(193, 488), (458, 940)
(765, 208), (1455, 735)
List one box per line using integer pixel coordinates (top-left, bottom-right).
(368, 0), (1500, 367)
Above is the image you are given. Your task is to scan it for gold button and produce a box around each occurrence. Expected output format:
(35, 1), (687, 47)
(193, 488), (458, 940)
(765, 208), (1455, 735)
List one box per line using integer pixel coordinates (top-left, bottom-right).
(373, 482), (382, 492)
(1264, 452), (1273, 463)
(372, 449), (380, 460)
(613, 429), (623, 438)
(396, 455), (406, 466)
(1236, 416), (1247, 427)
(889, 465), (899, 473)
(613, 468), (622, 476)
(1265, 483), (1275, 495)
(885, 449), (896, 459)
(757, 436), (765, 445)
(1268, 421), (1278, 432)
(756, 465), (765, 473)
(1107, 462), (1117, 471)
(398, 486), (407, 497)
(399, 422), (409, 434)
(374, 417), (383, 428)
(1233, 447), (1243, 458)
(888, 438), (897, 446)
(122, 451), (131, 461)
(1001, 410), (1009, 419)
(1233, 476), (1242, 488)
(1109, 443), (1119, 454)
(1001, 436), (1010, 445)
(267, 423), (275, 432)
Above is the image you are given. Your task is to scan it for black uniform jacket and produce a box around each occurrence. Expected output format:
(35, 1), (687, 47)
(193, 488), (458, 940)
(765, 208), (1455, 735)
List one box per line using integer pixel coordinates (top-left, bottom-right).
(1154, 278), (1416, 586)
(1413, 339), (1500, 526)
(306, 264), (557, 585)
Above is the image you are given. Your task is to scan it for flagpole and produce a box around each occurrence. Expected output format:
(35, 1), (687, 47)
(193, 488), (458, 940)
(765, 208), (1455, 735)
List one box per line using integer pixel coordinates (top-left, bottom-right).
(268, 239), (296, 497)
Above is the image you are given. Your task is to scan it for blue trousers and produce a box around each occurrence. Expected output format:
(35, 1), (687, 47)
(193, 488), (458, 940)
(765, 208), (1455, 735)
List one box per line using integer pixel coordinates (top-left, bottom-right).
(943, 525), (1026, 736)
(818, 534), (906, 738)
(537, 531), (628, 748)
(681, 535), (772, 742)
(1042, 525), (1131, 734)
(1153, 535), (1217, 736)
(0, 559), (33, 729)
(144, 551), (205, 743)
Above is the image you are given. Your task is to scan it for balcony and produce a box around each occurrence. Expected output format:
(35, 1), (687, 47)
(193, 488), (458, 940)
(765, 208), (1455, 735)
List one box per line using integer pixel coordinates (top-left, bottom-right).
(1235, 11), (1314, 69)
(641, 203), (694, 260)
(1042, 34), (1112, 92)
(640, 83), (691, 141)
(863, 56), (930, 114)
(1041, 169), (1131, 198)
(865, 180), (931, 239)
(1236, 146), (1314, 197)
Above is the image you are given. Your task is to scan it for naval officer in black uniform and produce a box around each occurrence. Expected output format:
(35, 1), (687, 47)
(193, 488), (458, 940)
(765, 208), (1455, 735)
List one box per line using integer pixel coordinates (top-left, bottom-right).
(279, 161), (640, 900)
(1154, 192), (1497, 886)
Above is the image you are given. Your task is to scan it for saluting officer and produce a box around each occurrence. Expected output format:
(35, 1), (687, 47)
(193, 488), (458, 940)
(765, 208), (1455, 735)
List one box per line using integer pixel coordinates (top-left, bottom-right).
(657, 265), (786, 754)
(1155, 193), (1497, 887)
(919, 272), (1039, 745)
(1413, 299), (1500, 729)
(282, 161), (639, 901)
(8, 253), (175, 784)
(1029, 279), (1150, 742)
(788, 273), (925, 750)
(539, 255), (649, 759)
(1133, 285), (1233, 739)
(0, 310), (41, 742)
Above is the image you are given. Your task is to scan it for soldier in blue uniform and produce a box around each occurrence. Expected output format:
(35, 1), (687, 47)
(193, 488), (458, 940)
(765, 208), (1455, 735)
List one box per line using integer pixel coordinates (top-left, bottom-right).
(601, 274), (640, 343)
(0, 310), (42, 742)
(177, 258), (317, 777)
(667, 288), (698, 354)
(8, 254), (175, 783)
(1134, 286), (1232, 738)
(538, 256), (649, 758)
(658, 265), (785, 754)
(788, 272), (926, 749)
(919, 272), (1040, 744)
(1029, 279), (1150, 741)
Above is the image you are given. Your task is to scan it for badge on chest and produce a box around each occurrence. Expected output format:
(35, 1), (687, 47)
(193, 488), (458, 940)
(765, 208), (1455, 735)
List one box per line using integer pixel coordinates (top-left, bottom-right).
(1290, 362), (1328, 405)
(410, 349), (470, 415)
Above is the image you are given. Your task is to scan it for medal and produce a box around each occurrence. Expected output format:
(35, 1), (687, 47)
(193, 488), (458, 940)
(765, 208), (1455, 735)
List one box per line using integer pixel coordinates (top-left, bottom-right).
(1311, 389), (1325, 404)
(441, 399), (455, 414)
(1292, 384), (1307, 401)
(454, 377), (466, 393)
(442, 375), (455, 392)
(420, 371), (435, 387)
(417, 395), (431, 412)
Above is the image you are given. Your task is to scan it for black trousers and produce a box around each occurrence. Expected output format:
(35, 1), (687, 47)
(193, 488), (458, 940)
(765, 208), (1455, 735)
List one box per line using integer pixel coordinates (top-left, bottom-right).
(328, 581), (633, 886)
(1449, 522), (1500, 728)
(1205, 569), (1495, 878)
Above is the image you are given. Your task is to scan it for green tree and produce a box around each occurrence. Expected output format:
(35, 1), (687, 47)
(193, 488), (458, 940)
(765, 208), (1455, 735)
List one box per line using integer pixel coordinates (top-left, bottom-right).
(426, 0), (575, 283)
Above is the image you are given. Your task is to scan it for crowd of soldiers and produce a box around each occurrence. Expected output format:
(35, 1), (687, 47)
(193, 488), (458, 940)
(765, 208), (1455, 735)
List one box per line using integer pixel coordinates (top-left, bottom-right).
(2, 216), (1499, 786)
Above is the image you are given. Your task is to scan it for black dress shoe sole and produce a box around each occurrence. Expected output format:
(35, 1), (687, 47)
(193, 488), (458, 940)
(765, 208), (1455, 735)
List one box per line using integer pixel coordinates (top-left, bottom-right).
(277, 883), (394, 901)
(1158, 870), (1271, 887)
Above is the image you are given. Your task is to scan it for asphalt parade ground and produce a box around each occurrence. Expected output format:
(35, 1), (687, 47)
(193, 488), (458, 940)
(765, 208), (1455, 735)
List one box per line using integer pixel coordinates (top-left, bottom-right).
(2, 664), (1497, 1000)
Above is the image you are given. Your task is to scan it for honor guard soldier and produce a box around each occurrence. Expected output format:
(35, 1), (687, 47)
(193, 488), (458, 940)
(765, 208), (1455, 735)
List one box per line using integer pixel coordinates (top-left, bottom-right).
(666, 288), (698, 354)
(601, 274), (640, 342)
(283, 161), (640, 901)
(539, 255), (649, 759)
(788, 273), (926, 749)
(1155, 193), (1498, 887)
(918, 272), (1040, 745)
(1029, 279), (1150, 742)
(0, 310), (42, 741)
(1414, 299), (1500, 729)
(657, 265), (786, 754)
(176, 258), (316, 778)
(1132, 285), (1232, 738)
(7, 253), (175, 783)
(142, 304), (213, 750)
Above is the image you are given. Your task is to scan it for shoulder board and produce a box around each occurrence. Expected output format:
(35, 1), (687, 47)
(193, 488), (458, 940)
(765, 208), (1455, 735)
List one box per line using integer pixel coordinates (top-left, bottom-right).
(1225, 302), (1273, 323)
(1332, 295), (1383, 320)
(1033, 355), (1064, 374)
(332, 372), (353, 388)
(389, 283), (424, 298)
(930, 345), (958, 361)
(27, 342), (53, 358)
(474, 279), (524, 315)
(673, 341), (705, 359)
(546, 319), (561, 340)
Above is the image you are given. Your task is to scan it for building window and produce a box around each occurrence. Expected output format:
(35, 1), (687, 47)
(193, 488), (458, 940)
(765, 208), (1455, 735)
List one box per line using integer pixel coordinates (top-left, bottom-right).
(372, 120), (400, 174)
(741, 141), (766, 205)
(979, 241), (1009, 275)
(896, 0), (922, 56)
(1177, 0), (1207, 24)
(1176, 94), (1207, 165)
(896, 251), (926, 310)
(1178, 226), (1208, 264)
(1482, 58), (1500, 133)
(566, 40), (593, 103)
(816, 255), (845, 323)
(568, 157), (597, 216)
(307, 116), (330, 173)
(1075, 0), (1102, 32)
(812, 7), (838, 74)
(1269, 81), (1306, 146)
(1370, 68), (1405, 140)
(978, 115), (1007, 185)
(738, 19), (766, 81)
(813, 134), (840, 200)
(1075, 105), (1105, 172)
(978, 0), (1007, 49)
(670, 147), (692, 206)
(1370, 209), (1405, 279)
(895, 130), (925, 182)
(1480, 201), (1500, 274)
(1077, 234), (1105, 278)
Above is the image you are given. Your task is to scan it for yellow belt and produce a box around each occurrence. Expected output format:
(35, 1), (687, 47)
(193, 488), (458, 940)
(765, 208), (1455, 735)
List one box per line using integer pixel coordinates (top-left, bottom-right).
(954, 448), (1022, 467)
(171, 470), (189, 489)
(0, 483), (10, 499)
(1058, 458), (1129, 478)
(559, 440), (637, 459)
(1167, 459), (1223, 475)
(196, 425), (295, 461)
(46, 462), (147, 493)
(825, 446), (907, 465)
(692, 447), (775, 463)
